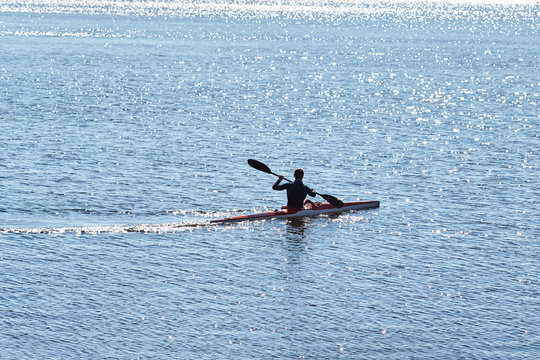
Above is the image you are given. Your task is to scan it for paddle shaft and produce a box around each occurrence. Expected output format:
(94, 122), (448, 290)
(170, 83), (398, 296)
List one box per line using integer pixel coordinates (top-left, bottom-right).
(270, 171), (292, 183)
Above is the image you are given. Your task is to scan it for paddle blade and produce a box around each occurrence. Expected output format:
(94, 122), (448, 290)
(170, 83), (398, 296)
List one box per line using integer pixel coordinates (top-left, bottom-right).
(319, 193), (344, 208)
(248, 159), (272, 174)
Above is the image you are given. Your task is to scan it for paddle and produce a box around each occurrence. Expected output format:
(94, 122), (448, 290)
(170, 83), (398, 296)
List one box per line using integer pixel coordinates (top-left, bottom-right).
(247, 159), (344, 208)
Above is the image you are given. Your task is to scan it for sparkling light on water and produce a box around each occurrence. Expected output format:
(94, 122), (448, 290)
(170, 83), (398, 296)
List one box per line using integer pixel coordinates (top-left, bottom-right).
(0, 1), (538, 359)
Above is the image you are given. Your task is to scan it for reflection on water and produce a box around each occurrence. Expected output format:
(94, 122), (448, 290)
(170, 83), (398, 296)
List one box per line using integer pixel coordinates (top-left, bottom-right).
(281, 218), (310, 267)
(285, 217), (309, 239)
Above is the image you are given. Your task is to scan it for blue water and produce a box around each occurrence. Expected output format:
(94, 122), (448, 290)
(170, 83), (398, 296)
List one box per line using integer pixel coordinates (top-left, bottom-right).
(1, 1), (539, 358)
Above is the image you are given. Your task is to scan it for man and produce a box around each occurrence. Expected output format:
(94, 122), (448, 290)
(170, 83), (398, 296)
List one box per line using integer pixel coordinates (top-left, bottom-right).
(272, 168), (316, 210)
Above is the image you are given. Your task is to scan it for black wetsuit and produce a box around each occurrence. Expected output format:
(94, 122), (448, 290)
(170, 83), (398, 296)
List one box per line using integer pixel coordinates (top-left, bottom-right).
(272, 179), (316, 209)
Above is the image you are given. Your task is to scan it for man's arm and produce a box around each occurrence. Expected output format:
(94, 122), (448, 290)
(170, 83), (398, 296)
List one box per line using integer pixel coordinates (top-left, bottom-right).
(273, 176), (288, 190)
(307, 188), (316, 197)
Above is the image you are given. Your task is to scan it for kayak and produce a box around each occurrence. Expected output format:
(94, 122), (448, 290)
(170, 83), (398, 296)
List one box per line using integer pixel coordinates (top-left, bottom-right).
(210, 200), (379, 223)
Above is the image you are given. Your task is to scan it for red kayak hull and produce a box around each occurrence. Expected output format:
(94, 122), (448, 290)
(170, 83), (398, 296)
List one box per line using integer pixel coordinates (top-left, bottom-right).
(211, 200), (379, 223)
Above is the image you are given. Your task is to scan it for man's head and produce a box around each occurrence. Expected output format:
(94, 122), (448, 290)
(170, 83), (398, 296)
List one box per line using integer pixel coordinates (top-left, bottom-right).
(294, 168), (304, 180)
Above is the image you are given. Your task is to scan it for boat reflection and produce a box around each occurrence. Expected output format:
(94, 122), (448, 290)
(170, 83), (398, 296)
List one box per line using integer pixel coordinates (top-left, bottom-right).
(285, 217), (309, 239)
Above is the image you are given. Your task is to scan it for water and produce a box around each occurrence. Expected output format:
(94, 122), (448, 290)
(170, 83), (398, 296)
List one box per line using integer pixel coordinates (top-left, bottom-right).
(1, 1), (539, 358)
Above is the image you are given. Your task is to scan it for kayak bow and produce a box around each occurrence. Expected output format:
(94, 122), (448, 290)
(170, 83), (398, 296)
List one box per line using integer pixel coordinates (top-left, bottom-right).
(210, 200), (379, 223)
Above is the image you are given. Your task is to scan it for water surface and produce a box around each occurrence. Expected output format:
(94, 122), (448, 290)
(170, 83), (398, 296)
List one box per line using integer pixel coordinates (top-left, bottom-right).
(1, 1), (538, 358)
